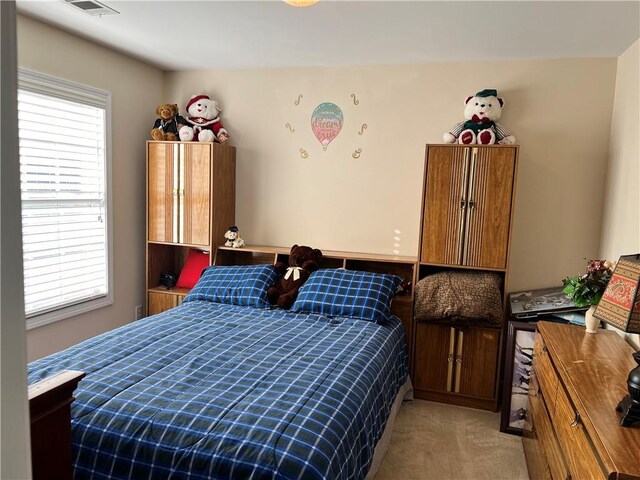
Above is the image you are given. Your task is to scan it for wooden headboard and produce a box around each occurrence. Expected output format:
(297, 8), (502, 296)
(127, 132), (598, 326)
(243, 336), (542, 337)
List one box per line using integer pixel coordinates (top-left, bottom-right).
(214, 245), (417, 373)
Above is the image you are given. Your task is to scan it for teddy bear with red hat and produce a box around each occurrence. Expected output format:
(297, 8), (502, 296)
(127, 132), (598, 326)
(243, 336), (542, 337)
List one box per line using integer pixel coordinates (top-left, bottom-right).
(178, 94), (230, 144)
(443, 89), (515, 145)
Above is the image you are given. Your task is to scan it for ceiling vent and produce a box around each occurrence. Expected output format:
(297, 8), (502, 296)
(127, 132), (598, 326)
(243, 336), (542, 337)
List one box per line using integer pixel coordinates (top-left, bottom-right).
(63, 0), (119, 16)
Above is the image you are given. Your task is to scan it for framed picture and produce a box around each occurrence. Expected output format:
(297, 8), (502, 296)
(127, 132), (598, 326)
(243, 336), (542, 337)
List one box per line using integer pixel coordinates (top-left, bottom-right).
(509, 286), (585, 319)
(500, 320), (537, 435)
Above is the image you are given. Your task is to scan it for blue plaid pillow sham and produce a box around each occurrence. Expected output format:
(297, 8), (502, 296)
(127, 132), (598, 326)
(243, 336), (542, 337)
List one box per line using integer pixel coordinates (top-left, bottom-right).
(183, 264), (279, 308)
(291, 268), (403, 323)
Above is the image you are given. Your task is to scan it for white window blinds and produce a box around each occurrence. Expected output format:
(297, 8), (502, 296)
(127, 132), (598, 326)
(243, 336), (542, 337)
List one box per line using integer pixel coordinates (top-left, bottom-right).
(18, 70), (111, 322)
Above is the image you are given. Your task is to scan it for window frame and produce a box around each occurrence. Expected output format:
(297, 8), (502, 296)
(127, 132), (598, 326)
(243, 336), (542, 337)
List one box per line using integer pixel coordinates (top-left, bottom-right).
(18, 68), (114, 330)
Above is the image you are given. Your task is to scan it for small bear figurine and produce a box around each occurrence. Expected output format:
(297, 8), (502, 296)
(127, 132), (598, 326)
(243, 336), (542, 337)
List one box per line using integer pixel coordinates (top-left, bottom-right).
(179, 94), (230, 144)
(150, 104), (188, 141)
(267, 245), (322, 309)
(224, 226), (244, 248)
(443, 89), (515, 145)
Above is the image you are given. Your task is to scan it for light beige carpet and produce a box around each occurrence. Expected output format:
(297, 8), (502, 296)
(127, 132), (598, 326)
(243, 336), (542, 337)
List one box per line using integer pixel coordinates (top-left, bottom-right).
(375, 400), (529, 480)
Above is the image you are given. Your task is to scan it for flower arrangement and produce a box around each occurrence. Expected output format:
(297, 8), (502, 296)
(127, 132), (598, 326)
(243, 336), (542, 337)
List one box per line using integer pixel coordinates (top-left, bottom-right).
(562, 259), (614, 307)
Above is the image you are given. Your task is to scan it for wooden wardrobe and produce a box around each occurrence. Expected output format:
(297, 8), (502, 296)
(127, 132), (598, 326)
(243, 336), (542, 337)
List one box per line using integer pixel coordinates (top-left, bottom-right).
(146, 141), (235, 315)
(413, 144), (518, 411)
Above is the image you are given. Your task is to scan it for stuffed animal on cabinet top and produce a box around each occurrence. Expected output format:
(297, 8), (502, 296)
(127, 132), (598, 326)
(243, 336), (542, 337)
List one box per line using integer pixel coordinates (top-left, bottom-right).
(150, 104), (188, 141)
(179, 94), (230, 144)
(268, 245), (323, 309)
(443, 89), (516, 145)
(224, 226), (244, 248)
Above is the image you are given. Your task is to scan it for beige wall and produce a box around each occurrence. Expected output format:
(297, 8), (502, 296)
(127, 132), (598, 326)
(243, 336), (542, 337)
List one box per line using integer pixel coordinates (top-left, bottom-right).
(18, 15), (164, 360)
(600, 39), (640, 349)
(165, 57), (616, 292)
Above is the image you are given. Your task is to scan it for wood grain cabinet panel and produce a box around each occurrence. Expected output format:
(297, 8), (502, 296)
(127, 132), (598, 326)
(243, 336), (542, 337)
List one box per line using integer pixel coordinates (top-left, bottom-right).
(414, 323), (455, 393)
(148, 291), (178, 316)
(147, 143), (177, 243)
(181, 143), (211, 246)
(456, 327), (500, 399)
(420, 145), (517, 268)
(421, 146), (469, 265)
(463, 147), (515, 269)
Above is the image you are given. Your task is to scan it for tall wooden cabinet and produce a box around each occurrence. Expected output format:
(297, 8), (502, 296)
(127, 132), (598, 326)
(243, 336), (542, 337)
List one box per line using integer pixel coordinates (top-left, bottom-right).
(413, 144), (518, 411)
(146, 141), (235, 316)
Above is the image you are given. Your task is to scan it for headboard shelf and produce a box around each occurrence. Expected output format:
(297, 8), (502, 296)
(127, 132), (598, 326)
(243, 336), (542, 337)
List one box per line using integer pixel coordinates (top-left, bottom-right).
(215, 244), (417, 374)
(216, 245), (417, 264)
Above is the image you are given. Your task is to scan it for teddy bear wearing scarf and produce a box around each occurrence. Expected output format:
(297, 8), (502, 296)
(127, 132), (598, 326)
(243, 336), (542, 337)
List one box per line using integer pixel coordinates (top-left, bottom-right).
(443, 89), (515, 145)
(179, 94), (230, 144)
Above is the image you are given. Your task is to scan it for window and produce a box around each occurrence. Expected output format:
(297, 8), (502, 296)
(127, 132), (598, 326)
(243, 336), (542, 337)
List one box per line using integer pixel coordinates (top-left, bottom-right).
(17, 69), (112, 329)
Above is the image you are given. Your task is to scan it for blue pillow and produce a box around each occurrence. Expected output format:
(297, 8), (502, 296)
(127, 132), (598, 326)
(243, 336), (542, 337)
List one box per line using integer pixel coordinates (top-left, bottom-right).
(183, 264), (279, 308)
(291, 269), (403, 323)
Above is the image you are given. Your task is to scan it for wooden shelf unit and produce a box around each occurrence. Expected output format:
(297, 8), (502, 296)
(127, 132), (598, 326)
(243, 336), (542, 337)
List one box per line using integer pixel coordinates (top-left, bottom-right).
(145, 141), (235, 316)
(412, 144), (519, 411)
(214, 245), (417, 370)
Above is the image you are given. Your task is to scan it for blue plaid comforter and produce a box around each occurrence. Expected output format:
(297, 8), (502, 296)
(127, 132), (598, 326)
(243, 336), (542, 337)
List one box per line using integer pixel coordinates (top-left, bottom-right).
(28, 301), (408, 480)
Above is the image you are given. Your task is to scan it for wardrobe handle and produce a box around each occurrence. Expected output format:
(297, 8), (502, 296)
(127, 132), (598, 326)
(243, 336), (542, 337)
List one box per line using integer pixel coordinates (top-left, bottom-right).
(178, 156), (185, 244)
(447, 327), (456, 392)
(172, 153), (179, 243)
(570, 413), (580, 428)
(456, 149), (471, 264)
(462, 148), (477, 265)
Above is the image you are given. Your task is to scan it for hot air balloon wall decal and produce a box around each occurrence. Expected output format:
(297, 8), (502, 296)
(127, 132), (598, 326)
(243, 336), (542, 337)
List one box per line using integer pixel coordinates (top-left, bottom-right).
(284, 92), (367, 159)
(311, 102), (344, 151)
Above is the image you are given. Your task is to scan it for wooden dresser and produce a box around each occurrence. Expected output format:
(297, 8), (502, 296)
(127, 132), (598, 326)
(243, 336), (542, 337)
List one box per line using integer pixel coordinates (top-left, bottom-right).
(524, 321), (640, 480)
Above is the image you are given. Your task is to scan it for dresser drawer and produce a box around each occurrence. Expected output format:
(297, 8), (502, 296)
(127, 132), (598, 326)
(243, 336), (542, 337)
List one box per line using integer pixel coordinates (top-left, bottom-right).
(553, 383), (605, 480)
(528, 377), (570, 480)
(533, 333), (559, 417)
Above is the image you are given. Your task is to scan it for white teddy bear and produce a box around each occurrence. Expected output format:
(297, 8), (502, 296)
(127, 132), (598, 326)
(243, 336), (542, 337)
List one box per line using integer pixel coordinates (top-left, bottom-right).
(179, 94), (230, 143)
(443, 89), (515, 145)
(224, 226), (244, 248)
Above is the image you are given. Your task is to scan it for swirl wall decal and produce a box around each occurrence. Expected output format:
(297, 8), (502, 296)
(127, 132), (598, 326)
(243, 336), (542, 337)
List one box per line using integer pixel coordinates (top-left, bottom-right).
(294, 94), (303, 106)
(358, 124), (368, 135)
(352, 148), (362, 159)
(300, 148), (309, 159)
(285, 122), (295, 133)
(350, 93), (359, 105)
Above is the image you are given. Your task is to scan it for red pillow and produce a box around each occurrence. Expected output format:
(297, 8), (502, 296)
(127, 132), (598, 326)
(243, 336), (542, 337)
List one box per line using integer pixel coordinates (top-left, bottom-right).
(176, 249), (210, 288)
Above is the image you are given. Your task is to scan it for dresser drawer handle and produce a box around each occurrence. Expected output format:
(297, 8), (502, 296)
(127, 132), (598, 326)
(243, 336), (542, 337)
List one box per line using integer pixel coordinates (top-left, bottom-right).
(541, 345), (547, 355)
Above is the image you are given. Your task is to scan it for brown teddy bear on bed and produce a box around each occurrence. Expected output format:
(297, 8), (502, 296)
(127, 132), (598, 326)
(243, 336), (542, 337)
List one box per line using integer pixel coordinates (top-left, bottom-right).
(268, 244), (323, 309)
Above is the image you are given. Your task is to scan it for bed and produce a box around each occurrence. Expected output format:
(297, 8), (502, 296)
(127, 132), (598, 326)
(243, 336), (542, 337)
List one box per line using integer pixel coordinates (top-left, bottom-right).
(28, 293), (410, 479)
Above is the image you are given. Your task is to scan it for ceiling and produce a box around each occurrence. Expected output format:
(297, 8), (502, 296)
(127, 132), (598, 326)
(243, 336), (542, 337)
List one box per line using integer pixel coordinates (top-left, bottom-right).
(16, 1), (640, 71)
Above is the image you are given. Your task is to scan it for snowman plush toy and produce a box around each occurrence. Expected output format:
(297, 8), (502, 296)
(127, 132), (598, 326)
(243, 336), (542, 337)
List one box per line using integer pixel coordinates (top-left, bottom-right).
(443, 89), (515, 145)
(179, 94), (230, 143)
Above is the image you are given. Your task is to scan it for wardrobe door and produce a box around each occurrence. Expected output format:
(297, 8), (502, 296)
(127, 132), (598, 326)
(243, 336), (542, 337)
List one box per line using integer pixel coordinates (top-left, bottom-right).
(414, 323), (456, 393)
(421, 146), (470, 265)
(148, 143), (178, 243)
(180, 143), (211, 246)
(455, 327), (501, 399)
(463, 147), (516, 269)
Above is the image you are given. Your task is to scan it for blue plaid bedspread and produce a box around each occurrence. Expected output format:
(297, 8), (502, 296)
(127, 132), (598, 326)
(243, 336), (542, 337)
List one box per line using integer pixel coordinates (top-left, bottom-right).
(28, 301), (408, 479)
